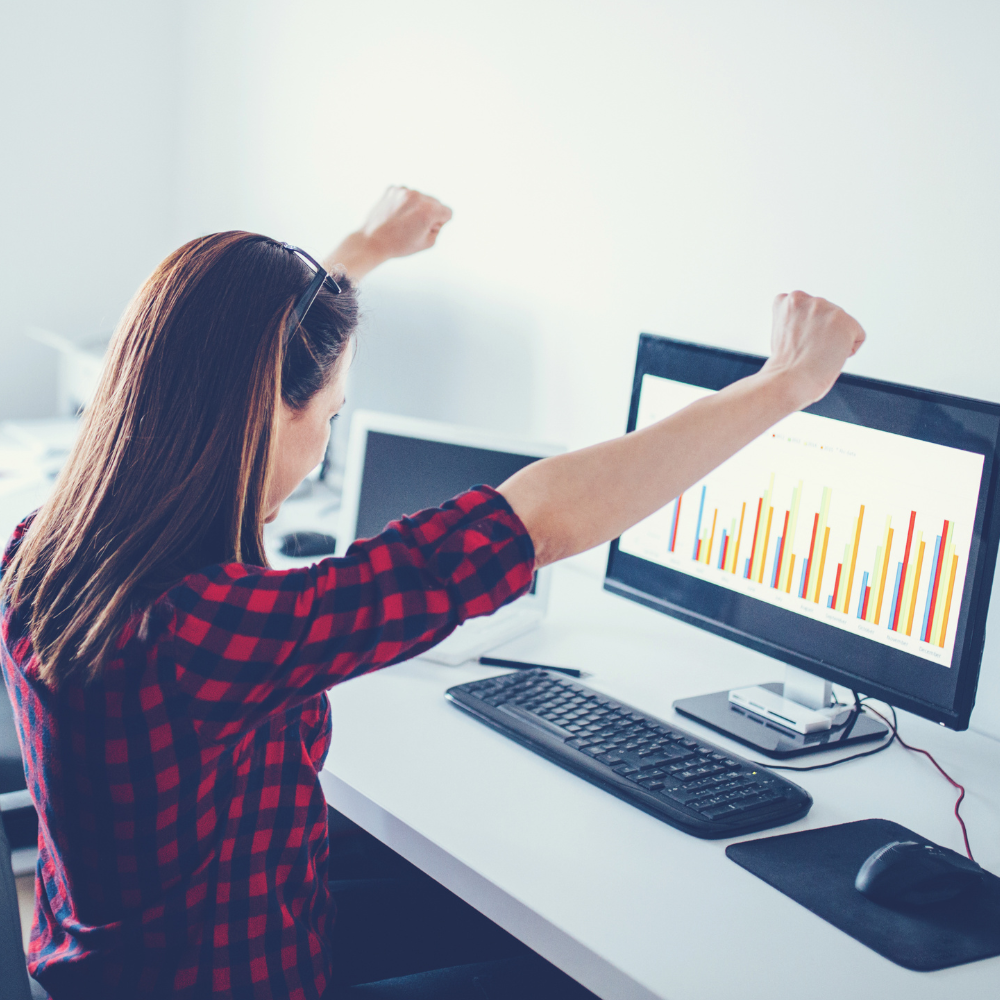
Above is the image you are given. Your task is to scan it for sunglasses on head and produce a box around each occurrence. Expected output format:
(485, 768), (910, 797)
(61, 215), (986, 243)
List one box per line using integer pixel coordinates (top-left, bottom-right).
(281, 243), (342, 331)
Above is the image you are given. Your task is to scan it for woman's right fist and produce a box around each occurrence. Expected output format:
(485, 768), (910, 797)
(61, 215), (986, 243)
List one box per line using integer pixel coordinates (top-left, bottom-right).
(361, 186), (453, 260)
(764, 291), (866, 407)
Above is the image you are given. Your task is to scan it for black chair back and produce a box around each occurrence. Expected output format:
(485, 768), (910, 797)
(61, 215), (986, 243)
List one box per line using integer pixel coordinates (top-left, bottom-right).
(0, 814), (33, 1000)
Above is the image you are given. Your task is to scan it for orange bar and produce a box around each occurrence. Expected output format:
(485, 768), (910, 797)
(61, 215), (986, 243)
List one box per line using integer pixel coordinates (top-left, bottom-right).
(705, 509), (718, 565)
(813, 526), (830, 603)
(785, 554), (796, 594)
(937, 553), (959, 648)
(842, 505), (865, 616)
(731, 502), (746, 574)
(874, 527), (894, 624)
(757, 507), (774, 584)
(905, 539), (926, 636)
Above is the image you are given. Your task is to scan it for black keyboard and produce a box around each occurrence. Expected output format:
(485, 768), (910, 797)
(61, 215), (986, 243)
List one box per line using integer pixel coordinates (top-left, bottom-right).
(446, 669), (812, 838)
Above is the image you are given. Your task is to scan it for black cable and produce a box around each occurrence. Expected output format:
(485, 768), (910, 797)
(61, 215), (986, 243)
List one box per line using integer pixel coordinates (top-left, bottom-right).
(748, 692), (896, 772)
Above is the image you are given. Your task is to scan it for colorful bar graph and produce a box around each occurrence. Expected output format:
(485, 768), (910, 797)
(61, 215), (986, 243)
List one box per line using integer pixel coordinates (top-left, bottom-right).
(651, 470), (964, 658)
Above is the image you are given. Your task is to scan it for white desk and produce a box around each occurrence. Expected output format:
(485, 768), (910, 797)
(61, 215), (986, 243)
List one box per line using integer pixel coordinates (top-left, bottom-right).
(320, 556), (1000, 1000)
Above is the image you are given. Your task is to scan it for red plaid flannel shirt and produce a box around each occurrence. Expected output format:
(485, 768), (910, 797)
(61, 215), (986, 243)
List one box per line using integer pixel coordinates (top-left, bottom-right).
(0, 486), (534, 999)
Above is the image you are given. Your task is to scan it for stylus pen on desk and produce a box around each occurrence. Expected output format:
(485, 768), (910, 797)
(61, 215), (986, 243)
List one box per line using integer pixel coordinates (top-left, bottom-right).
(478, 656), (583, 678)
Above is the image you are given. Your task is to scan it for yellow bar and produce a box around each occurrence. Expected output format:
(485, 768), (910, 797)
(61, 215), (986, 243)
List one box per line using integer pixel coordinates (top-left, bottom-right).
(837, 535), (853, 613)
(730, 503), (746, 574)
(874, 525), (894, 625)
(841, 505), (865, 616)
(753, 475), (775, 580)
(813, 526), (831, 603)
(705, 509), (718, 565)
(757, 506), (774, 584)
(904, 539), (926, 636)
(937, 553), (959, 648)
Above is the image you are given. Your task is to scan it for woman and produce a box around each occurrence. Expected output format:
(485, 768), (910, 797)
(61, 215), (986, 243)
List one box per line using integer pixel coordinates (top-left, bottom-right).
(0, 186), (864, 999)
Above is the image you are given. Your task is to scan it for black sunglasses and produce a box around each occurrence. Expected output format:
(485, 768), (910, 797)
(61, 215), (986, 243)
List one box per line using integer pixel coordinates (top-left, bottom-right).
(281, 243), (342, 331)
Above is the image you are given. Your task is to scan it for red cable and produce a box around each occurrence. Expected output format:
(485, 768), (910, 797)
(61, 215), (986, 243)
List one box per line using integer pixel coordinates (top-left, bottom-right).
(865, 705), (975, 861)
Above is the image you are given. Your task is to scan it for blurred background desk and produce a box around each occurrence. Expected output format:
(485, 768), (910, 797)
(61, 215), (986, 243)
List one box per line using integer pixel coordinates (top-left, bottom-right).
(320, 558), (1000, 1000)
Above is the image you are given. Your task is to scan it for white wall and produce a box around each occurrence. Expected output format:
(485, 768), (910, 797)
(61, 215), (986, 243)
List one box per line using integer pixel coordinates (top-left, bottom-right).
(173, 0), (1000, 736)
(0, 0), (180, 418)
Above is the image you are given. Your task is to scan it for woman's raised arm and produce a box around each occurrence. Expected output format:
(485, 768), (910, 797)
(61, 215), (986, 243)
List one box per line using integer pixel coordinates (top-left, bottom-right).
(499, 292), (866, 567)
(323, 186), (453, 282)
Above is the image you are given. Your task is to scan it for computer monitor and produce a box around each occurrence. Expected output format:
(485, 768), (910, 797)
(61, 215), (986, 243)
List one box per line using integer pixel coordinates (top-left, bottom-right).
(604, 334), (1000, 757)
(338, 410), (564, 664)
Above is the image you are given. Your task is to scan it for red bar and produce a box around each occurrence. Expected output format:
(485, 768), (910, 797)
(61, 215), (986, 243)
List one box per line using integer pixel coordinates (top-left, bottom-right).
(720, 535), (730, 572)
(861, 585), (871, 620)
(669, 495), (683, 553)
(747, 498), (763, 578)
(773, 510), (790, 589)
(831, 563), (843, 608)
(923, 519), (949, 642)
(891, 511), (917, 631)
(695, 539), (701, 561)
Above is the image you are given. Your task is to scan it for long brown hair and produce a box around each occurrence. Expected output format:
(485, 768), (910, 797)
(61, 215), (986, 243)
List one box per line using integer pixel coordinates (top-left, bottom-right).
(1, 231), (357, 686)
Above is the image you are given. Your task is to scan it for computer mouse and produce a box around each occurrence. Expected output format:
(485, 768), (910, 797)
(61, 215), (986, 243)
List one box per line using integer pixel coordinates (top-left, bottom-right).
(855, 840), (985, 907)
(279, 531), (337, 557)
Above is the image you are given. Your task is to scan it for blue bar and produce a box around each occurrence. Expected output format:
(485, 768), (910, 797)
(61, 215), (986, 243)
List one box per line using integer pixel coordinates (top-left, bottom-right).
(888, 562), (904, 631)
(744, 557), (751, 579)
(717, 531), (728, 570)
(827, 595), (833, 608)
(920, 535), (942, 641)
(856, 571), (869, 618)
(799, 558), (809, 599)
(770, 536), (783, 588)
(668, 498), (680, 552)
(692, 486), (706, 560)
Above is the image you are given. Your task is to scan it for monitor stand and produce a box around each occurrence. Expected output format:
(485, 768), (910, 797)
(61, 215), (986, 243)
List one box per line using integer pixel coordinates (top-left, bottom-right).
(673, 666), (889, 759)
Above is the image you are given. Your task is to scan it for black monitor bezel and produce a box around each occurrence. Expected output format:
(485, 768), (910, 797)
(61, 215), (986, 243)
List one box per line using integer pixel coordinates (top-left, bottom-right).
(604, 334), (1000, 730)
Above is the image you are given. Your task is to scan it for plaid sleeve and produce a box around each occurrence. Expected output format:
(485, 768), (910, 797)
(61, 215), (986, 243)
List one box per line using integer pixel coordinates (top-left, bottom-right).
(164, 486), (535, 742)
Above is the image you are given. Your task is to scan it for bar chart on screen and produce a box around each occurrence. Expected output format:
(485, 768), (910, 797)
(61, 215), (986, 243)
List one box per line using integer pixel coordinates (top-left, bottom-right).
(618, 375), (986, 666)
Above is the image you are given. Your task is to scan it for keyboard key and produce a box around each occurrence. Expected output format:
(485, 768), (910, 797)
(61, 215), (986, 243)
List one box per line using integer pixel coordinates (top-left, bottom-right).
(700, 804), (737, 819)
(613, 764), (639, 777)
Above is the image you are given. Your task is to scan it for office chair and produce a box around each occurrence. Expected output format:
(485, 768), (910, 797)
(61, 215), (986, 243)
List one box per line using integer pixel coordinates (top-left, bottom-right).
(0, 816), (46, 999)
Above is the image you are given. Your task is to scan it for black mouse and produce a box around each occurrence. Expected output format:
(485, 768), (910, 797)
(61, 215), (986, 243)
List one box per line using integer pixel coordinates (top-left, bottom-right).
(279, 531), (337, 558)
(855, 840), (985, 907)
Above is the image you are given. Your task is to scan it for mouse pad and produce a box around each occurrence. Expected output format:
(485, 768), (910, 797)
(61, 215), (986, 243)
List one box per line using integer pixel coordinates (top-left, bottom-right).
(726, 819), (1000, 971)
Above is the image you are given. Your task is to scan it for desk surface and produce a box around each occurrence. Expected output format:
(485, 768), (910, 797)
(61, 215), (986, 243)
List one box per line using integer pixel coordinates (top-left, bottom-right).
(321, 556), (1000, 1000)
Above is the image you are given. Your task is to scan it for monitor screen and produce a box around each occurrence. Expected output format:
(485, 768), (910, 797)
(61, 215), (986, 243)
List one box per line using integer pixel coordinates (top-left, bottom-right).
(354, 431), (541, 541)
(605, 335), (1000, 729)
